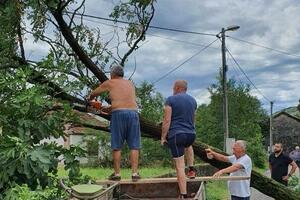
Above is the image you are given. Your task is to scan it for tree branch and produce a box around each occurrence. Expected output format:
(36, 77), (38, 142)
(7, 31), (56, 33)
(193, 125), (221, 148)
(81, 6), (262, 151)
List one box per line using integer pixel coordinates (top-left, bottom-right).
(120, 3), (155, 66)
(50, 9), (108, 83)
(17, 24), (25, 61)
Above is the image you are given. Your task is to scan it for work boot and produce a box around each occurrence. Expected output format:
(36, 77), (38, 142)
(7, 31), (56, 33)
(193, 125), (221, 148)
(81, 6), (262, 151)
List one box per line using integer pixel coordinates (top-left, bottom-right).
(108, 173), (121, 181)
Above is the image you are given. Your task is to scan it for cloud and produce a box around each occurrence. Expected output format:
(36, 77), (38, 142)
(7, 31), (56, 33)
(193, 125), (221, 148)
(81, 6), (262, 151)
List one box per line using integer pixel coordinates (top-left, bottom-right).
(22, 0), (300, 112)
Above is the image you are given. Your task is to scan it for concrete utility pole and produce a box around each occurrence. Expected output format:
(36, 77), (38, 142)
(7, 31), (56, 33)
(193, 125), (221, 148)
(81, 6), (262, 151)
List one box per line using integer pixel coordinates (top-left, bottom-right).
(221, 28), (229, 152)
(218, 25), (240, 152)
(269, 101), (274, 154)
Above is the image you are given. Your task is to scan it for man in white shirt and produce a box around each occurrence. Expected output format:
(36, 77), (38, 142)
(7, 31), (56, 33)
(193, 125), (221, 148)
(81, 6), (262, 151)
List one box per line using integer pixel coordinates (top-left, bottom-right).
(206, 140), (252, 200)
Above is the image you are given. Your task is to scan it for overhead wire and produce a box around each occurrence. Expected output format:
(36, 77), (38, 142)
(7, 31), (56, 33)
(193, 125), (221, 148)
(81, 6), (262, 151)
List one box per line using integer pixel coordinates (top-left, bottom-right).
(228, 36), (300, 59)
(152, 38), (218, 84)
(72, 15), (218, 49)
(66, 11), (216, 37)
(225, 46), (272, 103)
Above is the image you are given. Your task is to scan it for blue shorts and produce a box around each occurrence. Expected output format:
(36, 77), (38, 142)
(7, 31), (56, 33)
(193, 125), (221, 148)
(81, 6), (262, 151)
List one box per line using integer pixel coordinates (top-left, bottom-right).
(167, 133), (195, 158)
(110, 109), (141, 150)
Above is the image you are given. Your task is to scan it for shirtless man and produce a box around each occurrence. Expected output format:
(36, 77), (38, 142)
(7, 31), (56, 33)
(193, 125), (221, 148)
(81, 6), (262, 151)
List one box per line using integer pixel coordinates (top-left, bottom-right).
(88, 65), (141, 181)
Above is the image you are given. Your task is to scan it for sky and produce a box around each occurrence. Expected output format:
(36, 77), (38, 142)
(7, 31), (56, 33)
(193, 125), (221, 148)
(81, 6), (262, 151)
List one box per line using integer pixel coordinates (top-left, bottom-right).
(23, 0), (300, 112)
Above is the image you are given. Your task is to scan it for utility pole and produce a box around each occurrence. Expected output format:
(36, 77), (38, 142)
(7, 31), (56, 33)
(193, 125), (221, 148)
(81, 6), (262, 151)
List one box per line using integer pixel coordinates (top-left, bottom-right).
(269, 101), (274, 154)
(221, 28), (229, 152)
(217, 26), (240, 152)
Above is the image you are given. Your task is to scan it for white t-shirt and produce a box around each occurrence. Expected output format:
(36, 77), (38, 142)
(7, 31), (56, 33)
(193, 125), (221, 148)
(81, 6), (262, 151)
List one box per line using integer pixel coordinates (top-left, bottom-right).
(227, 154), (252, 197)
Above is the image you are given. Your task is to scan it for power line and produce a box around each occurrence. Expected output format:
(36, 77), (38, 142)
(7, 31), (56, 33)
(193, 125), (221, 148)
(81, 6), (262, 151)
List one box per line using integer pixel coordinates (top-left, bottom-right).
(73, 15), (219, 50)
(226, 47), (272, 103)
(228, 36), (300, 59)
(146, 33), (219, 49)
(66, 11), (216, 37)
(152, 38), (218, 84)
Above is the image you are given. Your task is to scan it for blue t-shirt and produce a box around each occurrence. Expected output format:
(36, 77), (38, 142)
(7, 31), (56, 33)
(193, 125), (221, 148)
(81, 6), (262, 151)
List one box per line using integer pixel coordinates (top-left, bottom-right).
(165, 93), (197, 139)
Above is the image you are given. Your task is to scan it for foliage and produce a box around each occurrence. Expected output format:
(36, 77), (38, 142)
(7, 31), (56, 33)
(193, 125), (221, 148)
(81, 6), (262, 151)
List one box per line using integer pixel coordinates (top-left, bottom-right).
(195, 78), (268, 167)
(0, 67), (86, 197)
(2, 183), (67, 200)
(289, 176), (300, 193)
(136, 81), (164, 123)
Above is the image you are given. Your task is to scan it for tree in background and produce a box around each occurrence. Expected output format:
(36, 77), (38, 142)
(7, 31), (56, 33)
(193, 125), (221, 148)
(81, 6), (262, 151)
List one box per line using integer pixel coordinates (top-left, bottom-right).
(196, 78), (268, 168)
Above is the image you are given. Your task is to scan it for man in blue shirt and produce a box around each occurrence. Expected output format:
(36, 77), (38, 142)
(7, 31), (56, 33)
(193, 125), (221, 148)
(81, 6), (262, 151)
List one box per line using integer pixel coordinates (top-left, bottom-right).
(161, 80), (197, 199)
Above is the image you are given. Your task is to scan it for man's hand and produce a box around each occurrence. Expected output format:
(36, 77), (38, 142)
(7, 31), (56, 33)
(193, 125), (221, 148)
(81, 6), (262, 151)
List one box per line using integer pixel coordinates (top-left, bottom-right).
(205, 148), (214, 159)
(282, 175), (289, 181)
(213, 170), (224, 177)
(161, 138), (167, 146)
(100, 106), (112, 115)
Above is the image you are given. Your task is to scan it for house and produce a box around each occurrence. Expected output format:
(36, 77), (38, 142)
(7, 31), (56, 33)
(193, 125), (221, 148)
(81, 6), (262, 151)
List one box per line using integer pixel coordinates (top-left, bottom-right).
(272, 104), (300, 154)
(42, 110), (110, 165)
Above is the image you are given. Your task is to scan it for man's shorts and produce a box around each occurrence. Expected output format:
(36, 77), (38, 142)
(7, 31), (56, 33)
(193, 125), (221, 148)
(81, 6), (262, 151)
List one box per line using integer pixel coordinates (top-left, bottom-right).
(167, 133), (195, 158)
(110, 109), (141, 150)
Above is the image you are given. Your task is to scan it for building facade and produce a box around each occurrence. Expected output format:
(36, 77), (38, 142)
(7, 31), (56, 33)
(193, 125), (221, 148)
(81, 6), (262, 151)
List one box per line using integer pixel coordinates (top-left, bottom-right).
(273, 107), (300, 154)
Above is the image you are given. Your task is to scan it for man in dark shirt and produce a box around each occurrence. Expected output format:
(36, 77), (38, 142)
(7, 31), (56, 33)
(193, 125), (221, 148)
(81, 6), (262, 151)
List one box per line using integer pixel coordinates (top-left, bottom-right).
(269, 143), (298, 186)
(161, 80), (197, 199)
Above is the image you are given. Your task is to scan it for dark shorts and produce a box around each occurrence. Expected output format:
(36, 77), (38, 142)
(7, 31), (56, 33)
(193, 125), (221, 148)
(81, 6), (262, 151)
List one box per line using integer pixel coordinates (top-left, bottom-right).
(231, 196), (250, 200)
(167, 133), (195, 158)
(110, 109), (141, 150)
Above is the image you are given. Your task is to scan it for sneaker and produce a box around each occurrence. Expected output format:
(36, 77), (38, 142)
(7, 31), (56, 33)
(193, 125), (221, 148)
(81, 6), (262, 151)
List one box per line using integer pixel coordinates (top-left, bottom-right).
(131, 173), (141, 182)
(108, 173), (121, 181)
(187, 169), (196, 179)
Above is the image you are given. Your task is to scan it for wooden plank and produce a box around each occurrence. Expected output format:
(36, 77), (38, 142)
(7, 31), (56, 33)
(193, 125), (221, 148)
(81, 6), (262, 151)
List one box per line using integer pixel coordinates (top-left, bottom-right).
(96, 176), (250, 185)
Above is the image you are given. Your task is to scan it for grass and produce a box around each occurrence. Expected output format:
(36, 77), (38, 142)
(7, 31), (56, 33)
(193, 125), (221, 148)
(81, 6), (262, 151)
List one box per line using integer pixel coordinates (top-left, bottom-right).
(58, 166), (175, 180)
(205, 180), (229, 200)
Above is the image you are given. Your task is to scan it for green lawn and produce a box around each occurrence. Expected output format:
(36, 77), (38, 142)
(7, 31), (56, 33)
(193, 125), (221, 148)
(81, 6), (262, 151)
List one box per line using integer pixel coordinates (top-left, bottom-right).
(206, 180), (229, 200)
(58, 166), (175, 180)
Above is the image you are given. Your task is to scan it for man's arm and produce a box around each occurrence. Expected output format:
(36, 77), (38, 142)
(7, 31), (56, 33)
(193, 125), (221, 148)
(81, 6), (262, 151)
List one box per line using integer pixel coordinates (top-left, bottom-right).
(282, 160), (297, 181)
(213, 163), (243, 177)
(288, 161), (297, 176)
(88, 81), (109, 100)
(205, 148), (229, 163)
(269, 163), (272, 173)
(161, 105), (172, 145)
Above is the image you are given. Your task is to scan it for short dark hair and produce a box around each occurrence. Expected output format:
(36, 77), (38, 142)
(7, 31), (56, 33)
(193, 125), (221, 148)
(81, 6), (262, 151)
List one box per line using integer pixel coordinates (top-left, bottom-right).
(110, 65), (124, 77)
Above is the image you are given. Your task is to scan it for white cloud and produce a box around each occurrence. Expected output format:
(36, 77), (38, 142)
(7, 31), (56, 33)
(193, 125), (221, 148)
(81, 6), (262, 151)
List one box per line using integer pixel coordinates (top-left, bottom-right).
(21, 0), (300, 111)
(193, 89), (211, 105)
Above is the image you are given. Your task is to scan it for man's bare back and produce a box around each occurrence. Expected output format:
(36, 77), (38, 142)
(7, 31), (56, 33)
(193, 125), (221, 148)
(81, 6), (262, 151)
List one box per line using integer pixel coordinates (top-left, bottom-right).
(106, 78), (137, 110)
